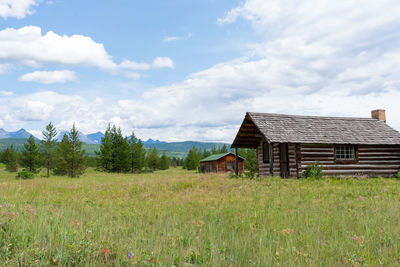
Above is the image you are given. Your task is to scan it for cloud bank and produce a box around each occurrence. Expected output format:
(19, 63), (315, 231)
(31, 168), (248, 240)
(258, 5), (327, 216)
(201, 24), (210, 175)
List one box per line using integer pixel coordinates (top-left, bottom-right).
(0, 0), (38, 19)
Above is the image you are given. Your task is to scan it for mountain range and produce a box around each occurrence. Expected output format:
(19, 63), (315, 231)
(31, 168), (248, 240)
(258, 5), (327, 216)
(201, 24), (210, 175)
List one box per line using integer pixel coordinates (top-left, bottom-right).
(0, 128), (34, 139)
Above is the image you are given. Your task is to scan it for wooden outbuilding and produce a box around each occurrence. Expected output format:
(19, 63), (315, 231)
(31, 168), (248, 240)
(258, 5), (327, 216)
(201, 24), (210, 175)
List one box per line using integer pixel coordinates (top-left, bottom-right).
(200, 152), (245, 173)
(231, 109), (400, 178)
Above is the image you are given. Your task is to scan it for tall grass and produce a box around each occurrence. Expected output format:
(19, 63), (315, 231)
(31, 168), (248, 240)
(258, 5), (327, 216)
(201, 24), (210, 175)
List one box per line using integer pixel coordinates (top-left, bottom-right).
(0, 166), (399, 266)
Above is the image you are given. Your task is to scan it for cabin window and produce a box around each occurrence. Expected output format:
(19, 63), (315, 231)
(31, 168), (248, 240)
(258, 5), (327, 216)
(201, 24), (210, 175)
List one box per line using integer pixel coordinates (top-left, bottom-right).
(335, 145), (355, 160)
(262, 142), (270, 163)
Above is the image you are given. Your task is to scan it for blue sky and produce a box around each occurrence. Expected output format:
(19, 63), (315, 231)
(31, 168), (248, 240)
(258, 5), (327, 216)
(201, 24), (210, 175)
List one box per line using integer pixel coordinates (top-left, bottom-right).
(1, 0), (400, 141)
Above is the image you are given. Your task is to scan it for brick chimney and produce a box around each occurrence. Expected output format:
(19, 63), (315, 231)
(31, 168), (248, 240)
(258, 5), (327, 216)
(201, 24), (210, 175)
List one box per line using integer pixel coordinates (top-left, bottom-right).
(371, 109), (386, 122)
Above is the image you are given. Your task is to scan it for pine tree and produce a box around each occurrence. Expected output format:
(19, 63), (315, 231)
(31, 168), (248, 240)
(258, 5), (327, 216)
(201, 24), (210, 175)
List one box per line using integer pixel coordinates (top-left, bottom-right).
(129, 133), (146, 173)
(41, 122), (58, 177)
(54, 124), (87, 177)
(219, 144), (228, 153)
(159, 153), (170, 170)
(6, 145), (18, 172)
(96, 125), (113, 172)
(20, 135), (40, 173)
(54, 134), (70, 176)
(147, 147), (160, 171)
(110, 126), (130, 172)
(184, 147), (201, 170)
(68, 123), (87, 177)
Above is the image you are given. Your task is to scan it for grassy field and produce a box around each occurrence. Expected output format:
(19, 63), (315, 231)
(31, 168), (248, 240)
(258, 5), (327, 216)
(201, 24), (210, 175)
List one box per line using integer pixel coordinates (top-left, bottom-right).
(1, 166), (400, 266)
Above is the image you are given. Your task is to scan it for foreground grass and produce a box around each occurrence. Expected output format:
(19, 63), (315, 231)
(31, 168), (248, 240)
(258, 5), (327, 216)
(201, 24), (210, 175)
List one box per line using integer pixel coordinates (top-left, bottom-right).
(0, 167), (400, 266)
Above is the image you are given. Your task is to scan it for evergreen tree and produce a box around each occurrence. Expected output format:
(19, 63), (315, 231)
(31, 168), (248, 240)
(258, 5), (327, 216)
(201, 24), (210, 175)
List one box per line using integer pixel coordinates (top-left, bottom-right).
(68, 123), (87, 177)
(129, 133), (146, 172)
(159, 153), (170, 170)
(54, 134), (71, 176)
(6, 145), (18, 172)
(184, 147), (201, 170)
(147, 147), (160, 170)
(41, 122), (58, 177)
(20, 135), (40, 173)
(110, 126), (131, 172)
(202, 148), (211, 159)
(96, 125), (113, 172)
(54, 124), (87, 177)
(238, 148), (257, 176)
(0, 149), (8, 164)
(219, 144), (228, 153)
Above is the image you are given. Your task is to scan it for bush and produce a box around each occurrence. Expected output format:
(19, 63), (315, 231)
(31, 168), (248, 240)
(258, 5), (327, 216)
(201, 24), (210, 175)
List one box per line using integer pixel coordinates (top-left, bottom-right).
(16, 171), (35, 179)
(304, 162), (323, 179)
(396, 171), (400, 179)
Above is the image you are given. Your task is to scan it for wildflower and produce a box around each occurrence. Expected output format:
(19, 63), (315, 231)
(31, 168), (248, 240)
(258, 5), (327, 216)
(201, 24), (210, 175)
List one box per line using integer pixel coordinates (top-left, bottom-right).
(128, 252), (134, 259)
(352, 235), (357, 241)
(104, 248), (109, 256)
(0, 205), (2, 208)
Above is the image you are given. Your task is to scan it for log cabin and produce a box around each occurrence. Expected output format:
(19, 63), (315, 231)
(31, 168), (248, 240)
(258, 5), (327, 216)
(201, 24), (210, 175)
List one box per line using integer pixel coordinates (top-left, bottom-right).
(231, 109), (400, 178)
(200, 152), (245, 173)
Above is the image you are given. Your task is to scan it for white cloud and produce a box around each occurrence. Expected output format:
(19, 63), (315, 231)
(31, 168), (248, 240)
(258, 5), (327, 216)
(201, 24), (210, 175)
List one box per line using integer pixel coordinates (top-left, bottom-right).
(19, 70), (78, 84)
(153, 57), (174, 69)
(0, 26), (117, 70)
(163, 32), (192, 43)
(0, 0), (38, 19)
(16, 100), (54, 121)
(124, 71), (142, 80)
(0, 90), (13, 96)
(119, 59), (151, 71)
(120, 57), (175, 71)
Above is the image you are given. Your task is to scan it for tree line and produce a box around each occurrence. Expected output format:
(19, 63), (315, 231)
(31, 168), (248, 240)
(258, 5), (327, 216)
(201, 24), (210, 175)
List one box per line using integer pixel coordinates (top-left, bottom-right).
(0, 122), (87, 178)
(0, 122), (255, 177)
(0, 122), (185, 177)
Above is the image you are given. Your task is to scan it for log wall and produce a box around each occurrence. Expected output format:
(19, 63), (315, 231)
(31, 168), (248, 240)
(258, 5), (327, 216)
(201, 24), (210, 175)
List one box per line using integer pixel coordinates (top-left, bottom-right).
(298, 144), (400, 177)
(256, 140), (270, 176)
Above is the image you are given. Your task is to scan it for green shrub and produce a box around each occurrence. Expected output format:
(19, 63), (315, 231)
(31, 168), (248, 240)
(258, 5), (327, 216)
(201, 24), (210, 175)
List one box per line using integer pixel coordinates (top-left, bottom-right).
(16, 171), (35, 179)
(396, 171), (400, 179)
(304, 162), (323, 179)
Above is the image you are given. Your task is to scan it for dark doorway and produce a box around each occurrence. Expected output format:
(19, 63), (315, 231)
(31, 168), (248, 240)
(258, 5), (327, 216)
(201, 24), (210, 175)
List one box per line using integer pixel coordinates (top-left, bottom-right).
(280, 143), (289, 178)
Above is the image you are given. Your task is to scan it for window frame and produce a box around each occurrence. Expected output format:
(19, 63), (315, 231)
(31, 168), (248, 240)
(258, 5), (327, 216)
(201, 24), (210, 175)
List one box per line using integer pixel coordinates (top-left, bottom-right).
(262, 142), (270, 163)
(334, 145), (358, 163)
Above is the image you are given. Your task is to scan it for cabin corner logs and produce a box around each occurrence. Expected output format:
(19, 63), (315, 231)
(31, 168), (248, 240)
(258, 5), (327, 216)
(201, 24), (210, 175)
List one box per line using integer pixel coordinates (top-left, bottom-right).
(256, 140), (400, 178)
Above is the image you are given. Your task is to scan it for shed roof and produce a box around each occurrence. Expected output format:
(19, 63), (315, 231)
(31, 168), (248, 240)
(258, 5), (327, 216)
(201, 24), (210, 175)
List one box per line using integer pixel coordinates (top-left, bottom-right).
(232, 112), (400, 147)
(200, 152), (245, 162)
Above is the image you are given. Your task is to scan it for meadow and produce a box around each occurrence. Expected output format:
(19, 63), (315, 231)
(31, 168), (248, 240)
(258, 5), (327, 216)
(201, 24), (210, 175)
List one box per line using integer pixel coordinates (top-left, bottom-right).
(1, 165), (400, 266)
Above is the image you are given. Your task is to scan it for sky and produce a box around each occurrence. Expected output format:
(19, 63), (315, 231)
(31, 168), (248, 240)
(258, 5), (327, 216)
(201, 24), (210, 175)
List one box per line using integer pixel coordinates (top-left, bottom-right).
(0, 0), (400, 142)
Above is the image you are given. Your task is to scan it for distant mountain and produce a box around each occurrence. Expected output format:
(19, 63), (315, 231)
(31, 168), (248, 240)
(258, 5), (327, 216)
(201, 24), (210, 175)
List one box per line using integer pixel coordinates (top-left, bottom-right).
(0, 128), (34, 139)
(142, 138), (166, 145)
(86, 132), (104, 144)
(56, 131), (94, 144)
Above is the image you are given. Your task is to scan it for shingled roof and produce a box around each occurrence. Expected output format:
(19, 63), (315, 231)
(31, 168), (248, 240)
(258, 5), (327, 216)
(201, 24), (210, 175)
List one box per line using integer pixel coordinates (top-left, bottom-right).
(232, 112), (400, 147)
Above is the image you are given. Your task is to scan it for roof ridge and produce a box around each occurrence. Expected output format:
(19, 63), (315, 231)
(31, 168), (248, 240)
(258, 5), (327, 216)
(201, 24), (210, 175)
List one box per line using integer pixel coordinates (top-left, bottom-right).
(247, 112), (376, 121)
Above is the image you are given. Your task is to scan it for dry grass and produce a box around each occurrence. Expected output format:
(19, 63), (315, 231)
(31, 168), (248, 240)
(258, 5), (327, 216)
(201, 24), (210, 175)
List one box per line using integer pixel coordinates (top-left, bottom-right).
(1, 166), (400, 266)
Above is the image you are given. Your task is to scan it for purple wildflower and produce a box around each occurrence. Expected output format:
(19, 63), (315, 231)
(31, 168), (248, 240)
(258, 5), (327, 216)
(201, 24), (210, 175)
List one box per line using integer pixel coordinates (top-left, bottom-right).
(352, 235), (357, 241)
(128, 252), (134, 259)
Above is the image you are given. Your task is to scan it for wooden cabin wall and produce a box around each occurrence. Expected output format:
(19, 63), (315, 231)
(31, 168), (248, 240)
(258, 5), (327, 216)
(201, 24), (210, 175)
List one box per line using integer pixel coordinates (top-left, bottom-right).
(288, 144), (297, 176)
(298, 144), (400, 177)
(201, 155), (245, 173)
(272, 143), (280, 176)
(256, 141), (270, 176)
